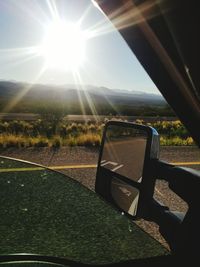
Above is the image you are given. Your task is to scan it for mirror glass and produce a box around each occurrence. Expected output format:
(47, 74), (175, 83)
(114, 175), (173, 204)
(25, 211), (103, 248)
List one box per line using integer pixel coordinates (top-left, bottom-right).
(101, 125), (147, 182)
(100, 124), (148, 216)
(111, 177), (140, 216)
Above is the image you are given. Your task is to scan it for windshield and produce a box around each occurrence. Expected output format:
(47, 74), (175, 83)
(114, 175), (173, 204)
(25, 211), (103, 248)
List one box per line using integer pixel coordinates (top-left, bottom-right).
(0, 156), (168, 264)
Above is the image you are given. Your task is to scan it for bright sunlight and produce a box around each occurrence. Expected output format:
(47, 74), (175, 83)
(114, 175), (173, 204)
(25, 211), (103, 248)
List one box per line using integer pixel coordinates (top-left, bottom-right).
(40, 21), (87, 71)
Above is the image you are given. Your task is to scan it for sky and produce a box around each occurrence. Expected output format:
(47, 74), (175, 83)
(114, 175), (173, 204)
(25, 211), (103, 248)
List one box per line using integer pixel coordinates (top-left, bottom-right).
(0, 0), (159, 94)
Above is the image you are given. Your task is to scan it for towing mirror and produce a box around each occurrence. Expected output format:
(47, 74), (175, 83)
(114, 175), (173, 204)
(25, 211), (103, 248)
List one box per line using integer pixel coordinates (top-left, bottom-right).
(95, 121), (159, 218)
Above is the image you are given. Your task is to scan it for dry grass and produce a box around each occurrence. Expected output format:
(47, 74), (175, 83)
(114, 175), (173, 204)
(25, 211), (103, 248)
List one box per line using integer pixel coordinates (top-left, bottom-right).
(0, 120), (194, 148)
(160, 136), (194, 146)
(0, 133), (102, 148)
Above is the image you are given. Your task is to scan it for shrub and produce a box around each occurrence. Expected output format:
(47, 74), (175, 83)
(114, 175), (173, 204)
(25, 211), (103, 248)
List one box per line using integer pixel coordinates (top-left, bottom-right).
(160, 136), (194, 146)
(51, 136), (62, 148)
(29, 136), (49, 147)
(67, 136), (77, 146)
(0, 119), (194, 148)
(76, 134), (101, 147)
(0, 134), (27, 148)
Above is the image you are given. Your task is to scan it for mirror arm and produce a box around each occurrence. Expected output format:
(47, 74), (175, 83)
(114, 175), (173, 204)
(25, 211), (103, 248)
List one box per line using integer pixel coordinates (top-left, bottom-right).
(149, 159), (200, 205)
(146, 198), (184, 252)
(147, 160), (200, 253)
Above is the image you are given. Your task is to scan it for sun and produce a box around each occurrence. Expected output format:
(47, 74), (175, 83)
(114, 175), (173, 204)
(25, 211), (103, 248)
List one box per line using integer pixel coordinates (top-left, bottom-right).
(40, 21), (86, 71)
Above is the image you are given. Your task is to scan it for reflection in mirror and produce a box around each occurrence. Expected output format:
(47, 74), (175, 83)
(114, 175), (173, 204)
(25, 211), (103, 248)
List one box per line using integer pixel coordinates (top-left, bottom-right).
(97, 123), (149, 217)
(101, 125), (147, 183)
(96, 121), (159, 218)
(111, 178), (140, 216)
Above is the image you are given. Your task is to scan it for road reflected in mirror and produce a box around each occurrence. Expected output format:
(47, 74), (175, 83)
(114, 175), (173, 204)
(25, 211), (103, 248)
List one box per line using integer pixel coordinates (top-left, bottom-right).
(99, 124), (148, 216)
(101, 125), (147, 182)
(111, 178), (140, 216)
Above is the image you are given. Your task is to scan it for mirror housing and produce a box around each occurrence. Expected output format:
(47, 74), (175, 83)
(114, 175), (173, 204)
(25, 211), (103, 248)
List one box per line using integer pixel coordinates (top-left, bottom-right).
(95, 121), (159, 218)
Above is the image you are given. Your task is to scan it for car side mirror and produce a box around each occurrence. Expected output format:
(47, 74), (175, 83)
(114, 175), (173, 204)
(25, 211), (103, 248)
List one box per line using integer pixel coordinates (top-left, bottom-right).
(95, 121), (160, 218)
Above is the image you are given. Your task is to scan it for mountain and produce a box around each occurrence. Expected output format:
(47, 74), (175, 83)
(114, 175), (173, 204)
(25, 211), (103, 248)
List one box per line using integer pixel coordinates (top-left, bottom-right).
(0, 80), (172, 116)
(0, 80), (165, 105)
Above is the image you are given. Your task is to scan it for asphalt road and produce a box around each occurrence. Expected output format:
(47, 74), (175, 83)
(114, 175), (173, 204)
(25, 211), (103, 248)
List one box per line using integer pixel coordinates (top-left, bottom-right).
(0, 113), (178, 122)
(110, 177), (140, 216)
(1, 146), (200, 187)
(100, 137), (147, 216)
(101, 137), (146, 182)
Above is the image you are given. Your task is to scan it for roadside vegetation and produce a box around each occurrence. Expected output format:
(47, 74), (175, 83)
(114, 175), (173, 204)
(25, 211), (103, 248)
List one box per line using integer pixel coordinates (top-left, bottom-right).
(0, 118), (194, 148)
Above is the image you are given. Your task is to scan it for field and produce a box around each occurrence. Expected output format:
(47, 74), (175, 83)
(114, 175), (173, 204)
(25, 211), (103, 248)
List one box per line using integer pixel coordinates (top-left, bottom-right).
(1, 82), (189, 148)
(0, 117), (194, 149)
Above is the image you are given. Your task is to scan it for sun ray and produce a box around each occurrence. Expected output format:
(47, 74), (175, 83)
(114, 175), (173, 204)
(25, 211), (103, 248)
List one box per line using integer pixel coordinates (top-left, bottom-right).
(83, 14), (115, 39)
(83, 0), (158, 40)
(5, 0), (49, 28)
(77, 2), (94, 27)
(111, 0), (170, 31)
(83, 88), (99, 122)
(73, 70), (100, 122)
(103, 95), (121, 117)
(85, 1), (130, 39)
(72, 72), (87, 122)
(0, 46), (40, 63)
(102, 135), (121, 169)
(0, 46), (43, 74)
(74, 57), (121, 118)
(90, 0), (168, 39)
(2, 65), (46, 114)
(45, 0), (59, 21)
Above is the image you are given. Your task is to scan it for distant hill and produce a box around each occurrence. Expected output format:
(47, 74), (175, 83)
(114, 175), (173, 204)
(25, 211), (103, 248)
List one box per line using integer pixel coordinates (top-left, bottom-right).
(0, 80), (172, 116)
(0, 81), (165, 103)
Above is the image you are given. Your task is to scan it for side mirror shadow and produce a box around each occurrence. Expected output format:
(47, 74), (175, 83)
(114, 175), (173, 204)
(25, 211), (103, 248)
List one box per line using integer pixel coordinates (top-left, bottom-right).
(95, 121), (159, 218)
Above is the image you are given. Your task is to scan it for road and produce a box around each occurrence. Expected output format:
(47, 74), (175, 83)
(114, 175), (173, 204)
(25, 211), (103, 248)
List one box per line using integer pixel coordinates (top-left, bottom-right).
(0, 113), (178, 122)
(99, 137), (147, 216)
(101, 137), (146, 182)
(0, 146), (199, 178)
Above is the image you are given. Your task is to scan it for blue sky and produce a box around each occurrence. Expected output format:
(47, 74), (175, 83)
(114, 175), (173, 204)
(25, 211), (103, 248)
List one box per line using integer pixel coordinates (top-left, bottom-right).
(0, 0), (159, 94)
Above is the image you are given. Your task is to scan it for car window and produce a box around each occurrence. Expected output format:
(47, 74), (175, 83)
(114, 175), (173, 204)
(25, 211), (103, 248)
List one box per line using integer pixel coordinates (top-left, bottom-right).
(0, 0), (176, 171)
(0, 0), (164, 186)
(0, 0), (199, 262)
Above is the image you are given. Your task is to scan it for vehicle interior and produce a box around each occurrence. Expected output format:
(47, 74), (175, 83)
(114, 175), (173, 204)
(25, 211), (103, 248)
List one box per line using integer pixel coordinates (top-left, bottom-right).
(0, 0), (200, 266)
